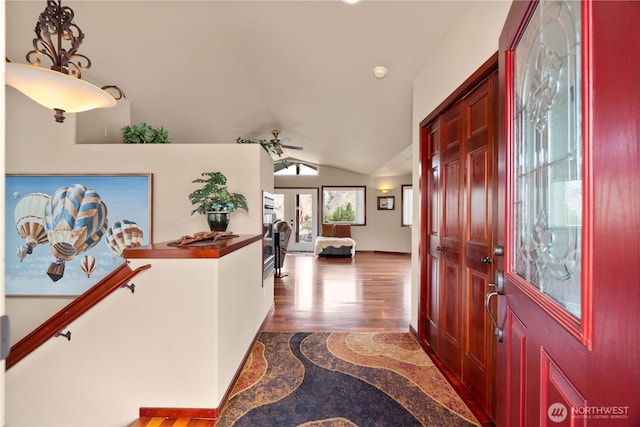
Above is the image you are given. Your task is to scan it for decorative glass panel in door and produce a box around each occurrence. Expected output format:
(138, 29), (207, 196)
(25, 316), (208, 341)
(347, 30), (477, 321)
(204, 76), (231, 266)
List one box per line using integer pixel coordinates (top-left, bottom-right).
(513, 0), (582, 319)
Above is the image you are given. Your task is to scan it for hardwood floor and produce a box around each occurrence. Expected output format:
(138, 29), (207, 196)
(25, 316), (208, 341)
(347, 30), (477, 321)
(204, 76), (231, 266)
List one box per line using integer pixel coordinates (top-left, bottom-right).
(262, 252), (412, 332)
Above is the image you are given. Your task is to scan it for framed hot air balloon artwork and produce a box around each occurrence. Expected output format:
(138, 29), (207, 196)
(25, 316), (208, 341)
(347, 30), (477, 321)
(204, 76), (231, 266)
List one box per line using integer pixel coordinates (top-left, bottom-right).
(5, 174), (152, 296)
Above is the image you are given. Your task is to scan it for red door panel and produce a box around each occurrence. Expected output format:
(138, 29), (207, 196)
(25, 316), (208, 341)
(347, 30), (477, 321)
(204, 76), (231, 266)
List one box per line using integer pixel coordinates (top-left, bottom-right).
(421, 123), (441, 353)
(505, 310), (526, 427)
(462, 74), (497, 413)
(496, 1), (640, 426)
(540, 350), (586, 427)
(439, 104), (463, 375)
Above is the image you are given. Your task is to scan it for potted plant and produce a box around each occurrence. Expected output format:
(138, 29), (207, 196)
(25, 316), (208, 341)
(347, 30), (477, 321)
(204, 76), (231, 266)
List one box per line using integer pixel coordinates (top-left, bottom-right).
(122, 122), (172, 144)
(188, 171), (248, 231)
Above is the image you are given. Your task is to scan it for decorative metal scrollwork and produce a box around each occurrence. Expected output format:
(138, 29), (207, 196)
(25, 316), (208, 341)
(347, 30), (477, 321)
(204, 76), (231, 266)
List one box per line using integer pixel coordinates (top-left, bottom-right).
(102, 85), (127, 100)
(15, 0), (126, 113)
(27, 0), (90, 78)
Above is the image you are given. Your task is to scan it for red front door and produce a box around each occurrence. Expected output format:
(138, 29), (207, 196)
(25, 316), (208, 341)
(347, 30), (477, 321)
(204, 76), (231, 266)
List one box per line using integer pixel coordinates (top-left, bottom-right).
(495, 1), (640, 426)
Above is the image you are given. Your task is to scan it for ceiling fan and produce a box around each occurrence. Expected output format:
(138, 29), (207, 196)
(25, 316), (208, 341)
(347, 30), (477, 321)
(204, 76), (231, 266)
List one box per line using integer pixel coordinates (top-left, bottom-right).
(268, 129), (303, 155)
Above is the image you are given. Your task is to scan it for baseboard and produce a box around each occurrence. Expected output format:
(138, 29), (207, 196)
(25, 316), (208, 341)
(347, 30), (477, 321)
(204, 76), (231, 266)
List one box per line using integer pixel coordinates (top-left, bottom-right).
(359, 250), (411, 255)
(409, 324), (419, 341)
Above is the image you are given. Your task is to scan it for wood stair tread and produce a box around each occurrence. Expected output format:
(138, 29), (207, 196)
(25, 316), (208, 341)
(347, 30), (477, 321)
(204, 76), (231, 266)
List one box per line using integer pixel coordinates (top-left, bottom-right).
(131, 417), (215, 427)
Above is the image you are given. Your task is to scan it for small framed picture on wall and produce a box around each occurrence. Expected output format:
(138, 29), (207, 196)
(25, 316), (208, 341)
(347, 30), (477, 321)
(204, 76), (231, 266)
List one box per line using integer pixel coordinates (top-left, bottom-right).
(377, 196), (395, 210)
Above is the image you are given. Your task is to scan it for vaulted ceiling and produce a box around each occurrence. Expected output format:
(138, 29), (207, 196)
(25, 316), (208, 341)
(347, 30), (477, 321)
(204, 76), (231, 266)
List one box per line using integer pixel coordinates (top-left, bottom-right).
(6, 1), (469, 176)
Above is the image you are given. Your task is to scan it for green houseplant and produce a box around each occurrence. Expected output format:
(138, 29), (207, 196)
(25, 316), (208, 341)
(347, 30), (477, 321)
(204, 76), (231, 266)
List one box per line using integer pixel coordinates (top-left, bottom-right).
(236, 136), (281, 157)
(122, 122), (172, 144)
(188, 171), (248, 231)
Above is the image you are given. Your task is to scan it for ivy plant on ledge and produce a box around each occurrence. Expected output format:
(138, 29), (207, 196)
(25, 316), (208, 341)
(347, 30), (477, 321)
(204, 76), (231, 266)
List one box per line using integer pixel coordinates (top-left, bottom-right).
(236, 136), (280, 157)
(122, 122), (172, 144)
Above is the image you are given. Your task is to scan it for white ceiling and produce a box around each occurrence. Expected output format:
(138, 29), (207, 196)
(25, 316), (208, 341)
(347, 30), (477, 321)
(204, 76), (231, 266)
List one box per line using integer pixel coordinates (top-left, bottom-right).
(6, 1), (469, 176)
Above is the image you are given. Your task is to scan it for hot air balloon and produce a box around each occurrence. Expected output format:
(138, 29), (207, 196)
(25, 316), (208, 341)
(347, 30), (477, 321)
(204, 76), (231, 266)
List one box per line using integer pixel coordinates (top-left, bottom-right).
(106, 219), (144, 257)
(14, 192), (51, 255)
(80, 255), (96, 278)
(16, 245), (28, 262)
(44, 184), (108, 281)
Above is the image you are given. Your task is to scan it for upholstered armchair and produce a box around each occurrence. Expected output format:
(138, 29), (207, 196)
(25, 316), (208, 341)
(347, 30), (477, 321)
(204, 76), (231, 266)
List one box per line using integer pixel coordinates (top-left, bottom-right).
(274, 221), (292, 272)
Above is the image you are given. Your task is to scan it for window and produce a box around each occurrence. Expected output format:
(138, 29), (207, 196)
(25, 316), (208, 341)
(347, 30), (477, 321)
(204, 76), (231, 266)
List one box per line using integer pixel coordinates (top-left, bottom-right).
(401, 185), (413, 226)
(274, 161), (318, 176)
(322, 186), (366, 225)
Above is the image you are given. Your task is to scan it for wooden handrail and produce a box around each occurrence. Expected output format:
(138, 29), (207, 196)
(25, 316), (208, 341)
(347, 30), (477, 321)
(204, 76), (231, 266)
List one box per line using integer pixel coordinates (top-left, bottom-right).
(6, 262), (152, 370)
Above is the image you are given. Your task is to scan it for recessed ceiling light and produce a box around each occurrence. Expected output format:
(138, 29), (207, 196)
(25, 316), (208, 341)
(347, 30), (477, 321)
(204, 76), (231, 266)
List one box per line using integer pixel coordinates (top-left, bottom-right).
(343, 0), (360, 5)
(373, 66), (388, 79)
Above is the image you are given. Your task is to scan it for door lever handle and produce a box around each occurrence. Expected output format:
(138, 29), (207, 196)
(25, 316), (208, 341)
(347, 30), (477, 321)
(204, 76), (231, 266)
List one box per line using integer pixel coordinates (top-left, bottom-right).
(485, 290), (503, 342)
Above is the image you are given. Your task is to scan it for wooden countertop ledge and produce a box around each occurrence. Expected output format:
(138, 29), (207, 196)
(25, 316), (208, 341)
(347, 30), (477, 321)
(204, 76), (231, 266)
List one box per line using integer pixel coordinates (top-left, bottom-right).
(123, 234), (261, 259)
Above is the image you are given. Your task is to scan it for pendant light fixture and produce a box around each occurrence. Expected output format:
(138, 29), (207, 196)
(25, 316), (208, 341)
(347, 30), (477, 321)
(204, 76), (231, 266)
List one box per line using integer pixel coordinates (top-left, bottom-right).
(5, 0), (124, 123)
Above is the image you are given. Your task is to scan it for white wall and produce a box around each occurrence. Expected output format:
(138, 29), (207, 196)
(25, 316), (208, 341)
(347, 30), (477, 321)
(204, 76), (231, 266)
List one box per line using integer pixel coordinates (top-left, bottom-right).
(6, 90), (271, 239)
(410, 1), (513, 329)
(5, 88), (274, 344)
(275, 164), (411, 253)
(372, 175), (412, 253)
(7, 241), (270, 426)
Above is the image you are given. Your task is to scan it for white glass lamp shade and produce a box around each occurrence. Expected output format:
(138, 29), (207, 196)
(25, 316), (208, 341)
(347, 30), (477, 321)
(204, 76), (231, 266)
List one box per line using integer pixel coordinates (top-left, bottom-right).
(6, 62), (116, 114)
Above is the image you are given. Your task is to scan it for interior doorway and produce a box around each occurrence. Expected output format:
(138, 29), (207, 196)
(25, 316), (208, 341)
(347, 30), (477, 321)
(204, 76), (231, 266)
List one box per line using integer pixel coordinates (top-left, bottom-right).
(273, 188), (318, 252)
